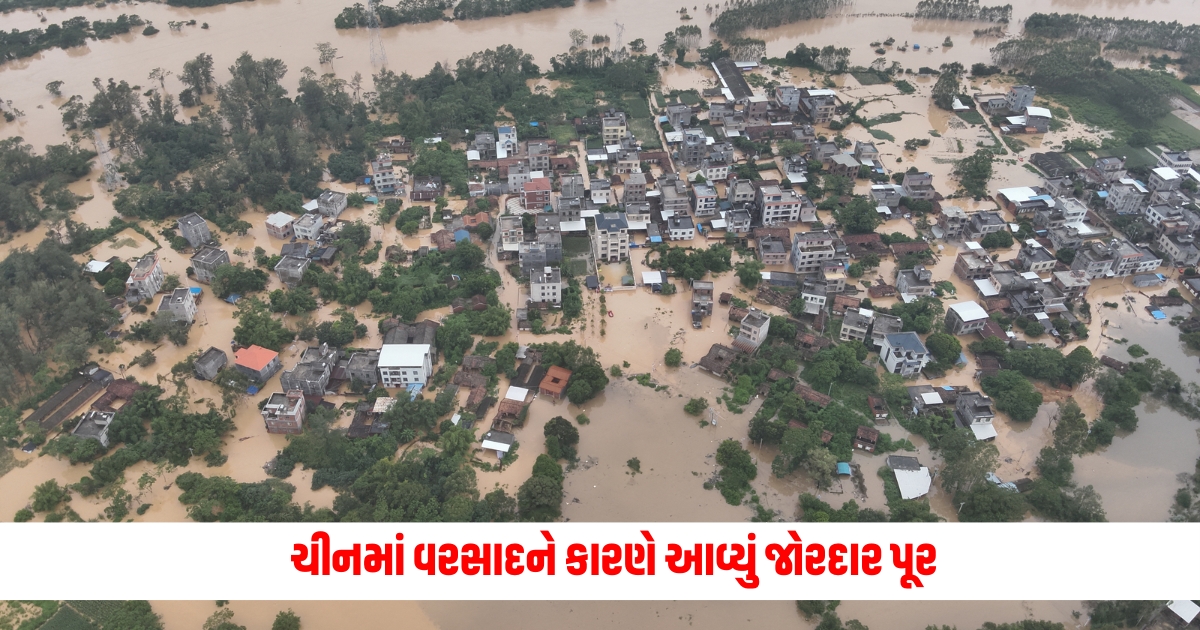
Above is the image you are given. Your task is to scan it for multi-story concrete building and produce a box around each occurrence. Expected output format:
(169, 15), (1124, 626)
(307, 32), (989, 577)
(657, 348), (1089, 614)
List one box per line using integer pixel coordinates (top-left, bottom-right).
(1051, 270), (1091, 302)
(897, 265), (934, 297)
(798, 88), (837, 124)
(317, 190), (348, 219)
(1106, 178), (1149, 215)
(157, 287), (197, 324)
(954, 248), (995, 281)
(233, 345), (282, 383)
(499, 215), (523, 252)
(265, 212), (295, 239)
(1148, 167), (1182, 194)
(1092, 156), (1126, 183)
(280, 344), (338, 396)
(945, 301), (989, 335)
(938, 206), (970, 240)
(840, 307), (874, 343)
(1158, 150), (1193, 176)
(955, 391), (996, 441)
(624, 171), (647, 204)
(496, 125), (517, 156)
(1071, 239), (1162, 278)
(737, 308), (771, 350)
(274, 255), (310, 288)
(758, 237), (789, 266)
(692, 184), (719, 218)
(370, 153), (399, 194)
(1159, 232), (1200, 267)
(190, 246), (229, 284)
(775, 86), (802, 112)
(378, 344), (433, 388)
(294, 213), (325, 241)
(791, 230), (843, 275)
(1005, 85), (1036, 113)
(1016, 241), (1056, 273)
(668, 214), (695, 241)
(666, 103), (692, 128)
(594, 213), (629, 263)
(880, 332), (930, 377)
(522, 176), (552, 211)
(601, 110), (628, 144)
(561, 173), (586, 200)
(125, 252), (164, 301)
(530, 267), (562, 305)
(967, 211), (1006, 241)
(681, 128), (706, 166)
(661, 176), (693, 214)
(757, 185), (804, 224)
(727, 179), (755, 205)
(176, 213), (211, 248)
(261, 390), (306, 435)
(901, 172), (936, 200)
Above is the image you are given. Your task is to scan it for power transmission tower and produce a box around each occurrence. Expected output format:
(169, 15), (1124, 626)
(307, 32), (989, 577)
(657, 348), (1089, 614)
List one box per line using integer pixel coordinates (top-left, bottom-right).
(613, 21), (626, 61)
(367, 0), (388, 69)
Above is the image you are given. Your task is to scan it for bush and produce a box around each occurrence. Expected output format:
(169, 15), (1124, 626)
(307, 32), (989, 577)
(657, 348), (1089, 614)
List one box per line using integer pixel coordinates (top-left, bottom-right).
(684, 398), (708, 416)
(664, 348), (682, 367)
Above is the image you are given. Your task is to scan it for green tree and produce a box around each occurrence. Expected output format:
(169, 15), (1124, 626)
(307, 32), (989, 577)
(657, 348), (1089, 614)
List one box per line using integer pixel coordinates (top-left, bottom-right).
(835, 197), (882, 234)
(271, 610), (301, 630)
(1052, 399), (1089, 455)
(736, 259), (765, 288)
(982, 370), (1043, 421)
(31, 479), (70, 512)
(232, 299), (294, 350)
(957, 483), (1027, 522)
(980, 230), (1014, 249)
(714, 439), (757, 505)
(684, 397), (708, 415)
(925, 332), (962, 366)
(664, 348), (683, 367)
(937, 430), (999, 496)
(517, 474), (562, 521)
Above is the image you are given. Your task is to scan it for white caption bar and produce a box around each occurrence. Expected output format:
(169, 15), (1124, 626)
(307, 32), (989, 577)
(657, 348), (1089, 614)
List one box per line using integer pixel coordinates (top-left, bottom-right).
(1, 523), (1197, 600)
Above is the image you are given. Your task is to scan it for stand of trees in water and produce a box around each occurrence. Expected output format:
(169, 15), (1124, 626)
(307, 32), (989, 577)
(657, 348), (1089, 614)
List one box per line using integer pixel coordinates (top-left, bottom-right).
(710, 0), (845, 38)
(335, 0), (573, 28)
(1023, 13), (1200, 79)
(914, 0), (1010, 23)
(0, 14), (147, 62)
(991, 35), (1200, 148)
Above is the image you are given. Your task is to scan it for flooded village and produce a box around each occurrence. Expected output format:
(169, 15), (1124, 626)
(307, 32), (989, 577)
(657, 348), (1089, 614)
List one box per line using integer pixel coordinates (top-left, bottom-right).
(2, 0), (1200, 626)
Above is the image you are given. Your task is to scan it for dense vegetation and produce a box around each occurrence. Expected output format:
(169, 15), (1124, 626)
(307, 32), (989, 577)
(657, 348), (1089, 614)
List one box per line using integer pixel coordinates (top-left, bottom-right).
(1023, 13), (1200, 78)
(0, 137), (96, 234)
(0, 242), (119, 406)
(0, 14), (146, 62)
(914, 0), (1011, 22)
(710, 0), (846, 38)
(335, 0), (452, 28)
(453, 0), (573, 20)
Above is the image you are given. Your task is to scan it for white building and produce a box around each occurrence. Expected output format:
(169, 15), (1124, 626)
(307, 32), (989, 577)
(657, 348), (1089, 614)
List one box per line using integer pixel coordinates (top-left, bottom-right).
(157, 287), (197, 324)
(530, 267), (562, 305)
(668, 214), (695, 241)
(1105, 179), (1148, 215)
(125, 252), (164, 300)
(692, 184), (719, 218)
(378, 344), (433, 388)
(294, 213), (325, 240)
(317, 190), (348, 219)
(1148, 166), (1181, 193)
(757, 185), (804, 224)
(594, 213), (629, 263)
(880, 332), (930, 377)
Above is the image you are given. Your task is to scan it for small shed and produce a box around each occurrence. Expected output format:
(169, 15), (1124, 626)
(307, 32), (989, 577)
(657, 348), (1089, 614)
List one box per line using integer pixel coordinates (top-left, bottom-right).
(853, 426), (880, 452)
(481, 430), (515, 457)
(538, 365), (572, 401)
(887, 455), (932, 500)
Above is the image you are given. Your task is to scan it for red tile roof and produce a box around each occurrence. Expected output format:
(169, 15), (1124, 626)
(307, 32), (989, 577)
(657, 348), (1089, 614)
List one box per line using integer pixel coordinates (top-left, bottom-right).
(235, 345), (278, 371)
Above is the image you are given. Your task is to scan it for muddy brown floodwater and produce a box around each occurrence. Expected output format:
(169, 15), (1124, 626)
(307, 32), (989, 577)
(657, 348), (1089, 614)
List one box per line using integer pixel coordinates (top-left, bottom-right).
(3, 0), (1198, 625)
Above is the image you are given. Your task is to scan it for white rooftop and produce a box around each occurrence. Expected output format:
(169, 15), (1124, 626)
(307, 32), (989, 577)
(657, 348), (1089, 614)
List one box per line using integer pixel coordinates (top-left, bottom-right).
(894, 466), (932, 500)
(970, 423), (998, 441)
(1168, 600), (1200, 624)
(379, 343), (430, 367)
(949, 301), (989, 322)
(974, 278), (1000, 297)
(466, 149), (481, 161)
(1025, 238), (1042, 248)
(504, 385), (529, 402)
(710, 218), (728, 229)
(265, 212), (294, 227)
(302, 200), (319, 211)
(998, 186), (1039, 202)
(921, 392), (944, 405)
(1026, 106), (1052, 118)
(808, 89), (836, 96)
(965, 241), (983, 250)
(85, 260), (110, 273)
(1020, 271), (1041, 280)
(641, 271), (663, 285)
(1152, 166), (1181, 180)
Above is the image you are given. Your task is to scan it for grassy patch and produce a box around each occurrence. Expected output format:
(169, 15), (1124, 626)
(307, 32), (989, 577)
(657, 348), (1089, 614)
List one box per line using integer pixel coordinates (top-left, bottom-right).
(1003, 136), (1029, 153)
(868, 129), (896, 142)
(866, 112), (905, 126)
(0, 447), (28, 478)
(562, 235), (593, 257)
(1067, 151), (1094, 168)
(563, 259), (590, 276)
(1105, 144), (1158, 169)
(851, 71), (889, 86)
(894, 80), (916, 94)
(957, 110), (986, 125)
(826, 381), (874, 419)
(549, 125), (577, 145)
(1055, 93), (1200, 150)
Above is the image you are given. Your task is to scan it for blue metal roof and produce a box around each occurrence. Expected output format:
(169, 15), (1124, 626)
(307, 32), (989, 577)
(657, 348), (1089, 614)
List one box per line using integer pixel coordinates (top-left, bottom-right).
(836, 462), (852, 475)
(454, 229), (470, 242)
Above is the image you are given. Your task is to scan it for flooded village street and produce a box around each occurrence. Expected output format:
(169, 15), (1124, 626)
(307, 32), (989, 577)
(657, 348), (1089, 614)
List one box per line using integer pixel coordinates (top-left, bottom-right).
(3, 0), (1200, 626)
